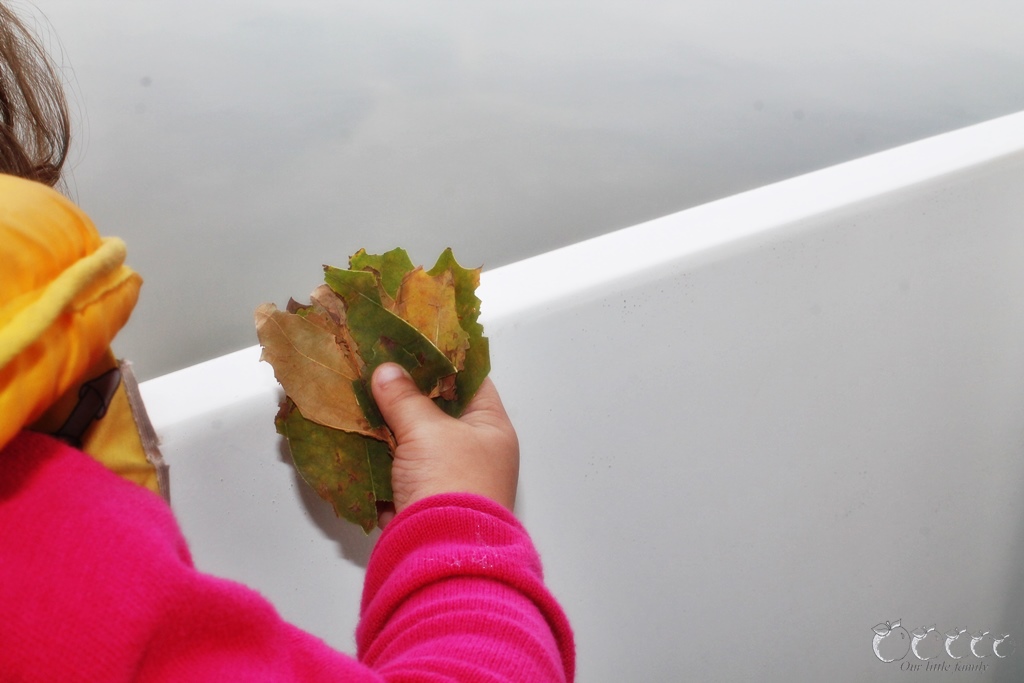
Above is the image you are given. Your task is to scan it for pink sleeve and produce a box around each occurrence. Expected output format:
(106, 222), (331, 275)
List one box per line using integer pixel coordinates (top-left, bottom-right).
(0, 432), (574, 682)
(358, 494), (576, 681)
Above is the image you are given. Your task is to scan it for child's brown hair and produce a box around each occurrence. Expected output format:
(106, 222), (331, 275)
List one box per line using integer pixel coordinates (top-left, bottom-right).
(0, 3), (69, 187)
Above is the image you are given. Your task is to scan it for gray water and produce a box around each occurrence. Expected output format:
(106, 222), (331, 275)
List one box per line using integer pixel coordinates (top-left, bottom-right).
(32, 0), (1024, 379)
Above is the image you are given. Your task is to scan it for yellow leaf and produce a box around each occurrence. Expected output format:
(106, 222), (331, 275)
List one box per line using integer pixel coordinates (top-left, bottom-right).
(393, 267), (471, 370)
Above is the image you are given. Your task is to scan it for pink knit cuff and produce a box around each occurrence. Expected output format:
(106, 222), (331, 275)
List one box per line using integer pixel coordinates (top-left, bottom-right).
(358, 493), (576, 681)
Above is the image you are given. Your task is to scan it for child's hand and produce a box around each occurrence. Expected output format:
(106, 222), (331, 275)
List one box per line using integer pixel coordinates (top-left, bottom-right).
(371, 363), (519, 528)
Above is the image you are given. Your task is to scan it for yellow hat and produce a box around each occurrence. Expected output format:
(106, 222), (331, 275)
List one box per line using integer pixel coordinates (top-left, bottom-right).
(0, 174), (143, 456)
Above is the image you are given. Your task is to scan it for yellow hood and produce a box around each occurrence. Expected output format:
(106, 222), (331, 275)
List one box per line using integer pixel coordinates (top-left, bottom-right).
(0, 174), (142, 451)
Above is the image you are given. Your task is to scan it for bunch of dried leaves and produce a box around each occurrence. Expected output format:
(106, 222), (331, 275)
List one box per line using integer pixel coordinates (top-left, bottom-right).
(255, 248), (489, 531)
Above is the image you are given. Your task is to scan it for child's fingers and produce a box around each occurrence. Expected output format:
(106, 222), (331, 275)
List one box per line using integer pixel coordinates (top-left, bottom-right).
(370, 363), (447, 441)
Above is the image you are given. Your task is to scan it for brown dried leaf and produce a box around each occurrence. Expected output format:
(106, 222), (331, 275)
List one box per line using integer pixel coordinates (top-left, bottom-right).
(308, 284), (347, 327)
(254, 302), (387, 441)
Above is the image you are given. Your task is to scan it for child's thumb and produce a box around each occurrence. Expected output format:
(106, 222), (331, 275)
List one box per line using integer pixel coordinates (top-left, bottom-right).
(370, 363), (443, 441)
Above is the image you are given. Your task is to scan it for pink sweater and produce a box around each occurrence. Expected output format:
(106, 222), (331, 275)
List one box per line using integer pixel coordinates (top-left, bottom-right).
(0, 432), (574, 681)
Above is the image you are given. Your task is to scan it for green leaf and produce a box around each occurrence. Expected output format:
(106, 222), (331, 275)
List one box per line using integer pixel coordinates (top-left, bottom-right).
(323, 266), (457, 398)
(323, 267), (383, 307)
(276, 400), (392, 533)
(349, 247), (415, 301)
